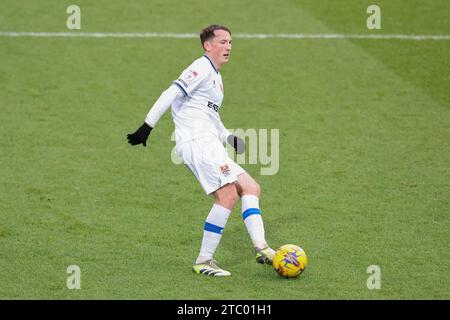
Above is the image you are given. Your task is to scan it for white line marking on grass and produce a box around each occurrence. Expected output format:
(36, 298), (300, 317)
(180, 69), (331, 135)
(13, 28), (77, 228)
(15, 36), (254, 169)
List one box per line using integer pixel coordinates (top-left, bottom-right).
(0, 32), (197, 38)
(0, 32), (449, 41)
(238, 33), (450, 40)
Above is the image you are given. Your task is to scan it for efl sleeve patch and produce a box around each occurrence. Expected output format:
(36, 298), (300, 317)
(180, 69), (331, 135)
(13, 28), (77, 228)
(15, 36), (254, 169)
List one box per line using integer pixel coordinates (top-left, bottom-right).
(174, 67), (207, 96)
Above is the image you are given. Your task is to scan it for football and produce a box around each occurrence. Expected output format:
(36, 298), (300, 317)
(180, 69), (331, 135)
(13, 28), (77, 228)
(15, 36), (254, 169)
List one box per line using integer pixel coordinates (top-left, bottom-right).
(272, 244), (308, 278)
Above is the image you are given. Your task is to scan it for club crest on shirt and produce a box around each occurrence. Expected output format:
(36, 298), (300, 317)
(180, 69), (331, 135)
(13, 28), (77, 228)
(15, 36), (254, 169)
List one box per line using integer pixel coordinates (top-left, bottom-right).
(184, 70), (199, 83)
(220, 164), (231, 177)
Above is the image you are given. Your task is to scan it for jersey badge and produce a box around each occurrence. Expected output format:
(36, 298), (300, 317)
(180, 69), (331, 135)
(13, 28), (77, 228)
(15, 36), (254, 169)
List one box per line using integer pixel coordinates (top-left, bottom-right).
(185, 70), (199, 83)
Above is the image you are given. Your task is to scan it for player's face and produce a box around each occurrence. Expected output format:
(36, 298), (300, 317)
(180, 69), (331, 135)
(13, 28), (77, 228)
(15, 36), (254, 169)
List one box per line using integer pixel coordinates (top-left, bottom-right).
(205, 30), (232, 68)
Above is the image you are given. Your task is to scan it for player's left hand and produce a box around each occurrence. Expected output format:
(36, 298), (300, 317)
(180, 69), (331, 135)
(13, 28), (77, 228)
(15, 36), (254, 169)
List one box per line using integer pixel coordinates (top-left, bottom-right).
(127, 122), (153, 146)
(227, 134), (245, 154)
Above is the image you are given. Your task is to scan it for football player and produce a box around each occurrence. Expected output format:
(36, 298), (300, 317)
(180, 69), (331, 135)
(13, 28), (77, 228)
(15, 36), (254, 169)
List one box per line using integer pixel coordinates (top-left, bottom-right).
(127, 25), (275, 276)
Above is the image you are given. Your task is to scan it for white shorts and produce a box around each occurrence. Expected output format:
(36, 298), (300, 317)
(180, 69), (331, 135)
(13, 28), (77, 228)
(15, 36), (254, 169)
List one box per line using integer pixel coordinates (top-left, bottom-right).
(176, 136), (246, 195)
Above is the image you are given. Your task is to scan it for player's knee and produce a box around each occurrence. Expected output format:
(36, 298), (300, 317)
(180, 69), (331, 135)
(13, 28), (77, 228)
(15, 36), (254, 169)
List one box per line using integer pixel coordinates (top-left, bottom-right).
(251, 181), (261, 197)
(215, 184), (239, 209)
(254, 182), (261, 197)
(228, 188), (239, 206)
(242, 181), (260, 197)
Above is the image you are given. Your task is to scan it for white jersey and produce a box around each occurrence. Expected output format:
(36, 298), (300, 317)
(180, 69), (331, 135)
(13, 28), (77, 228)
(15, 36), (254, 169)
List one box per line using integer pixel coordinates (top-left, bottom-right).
(143, 55), (245, 194)
(171, 55), (231, 144)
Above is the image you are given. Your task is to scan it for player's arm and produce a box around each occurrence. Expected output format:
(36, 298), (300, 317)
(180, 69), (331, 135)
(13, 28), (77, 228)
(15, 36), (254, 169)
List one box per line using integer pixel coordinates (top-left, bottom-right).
(127, 85), (183, 147)
(216, 120), (245, 154)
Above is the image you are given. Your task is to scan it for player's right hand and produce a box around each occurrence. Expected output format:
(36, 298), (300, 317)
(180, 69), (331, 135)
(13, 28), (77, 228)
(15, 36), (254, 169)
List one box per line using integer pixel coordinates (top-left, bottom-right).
(127, 122), (153, 147)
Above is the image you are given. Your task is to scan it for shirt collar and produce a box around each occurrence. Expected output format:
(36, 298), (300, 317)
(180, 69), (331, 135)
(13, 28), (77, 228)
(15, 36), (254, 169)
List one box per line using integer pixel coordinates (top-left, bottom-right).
(203, 55), (218, 74)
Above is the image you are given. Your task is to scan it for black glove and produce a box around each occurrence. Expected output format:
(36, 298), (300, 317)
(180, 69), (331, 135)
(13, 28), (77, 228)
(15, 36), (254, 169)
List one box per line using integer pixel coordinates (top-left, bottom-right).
(227, 134), (245, 154)
(127, 122), (153, 146)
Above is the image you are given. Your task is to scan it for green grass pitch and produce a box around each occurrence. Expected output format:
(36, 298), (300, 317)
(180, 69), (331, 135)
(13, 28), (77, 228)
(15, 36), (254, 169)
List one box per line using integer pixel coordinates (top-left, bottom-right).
(0, 0), (449, 299)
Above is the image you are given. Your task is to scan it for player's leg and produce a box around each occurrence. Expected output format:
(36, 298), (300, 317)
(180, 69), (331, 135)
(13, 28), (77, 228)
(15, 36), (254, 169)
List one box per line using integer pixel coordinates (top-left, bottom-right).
(236, 172), (266, 249)
(193, 183), (239, 276)
(196, 183), (238, 263)
(235, 172), (275, 264)
(214, 182), (239, 210)
(235, 171), (260, 197)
